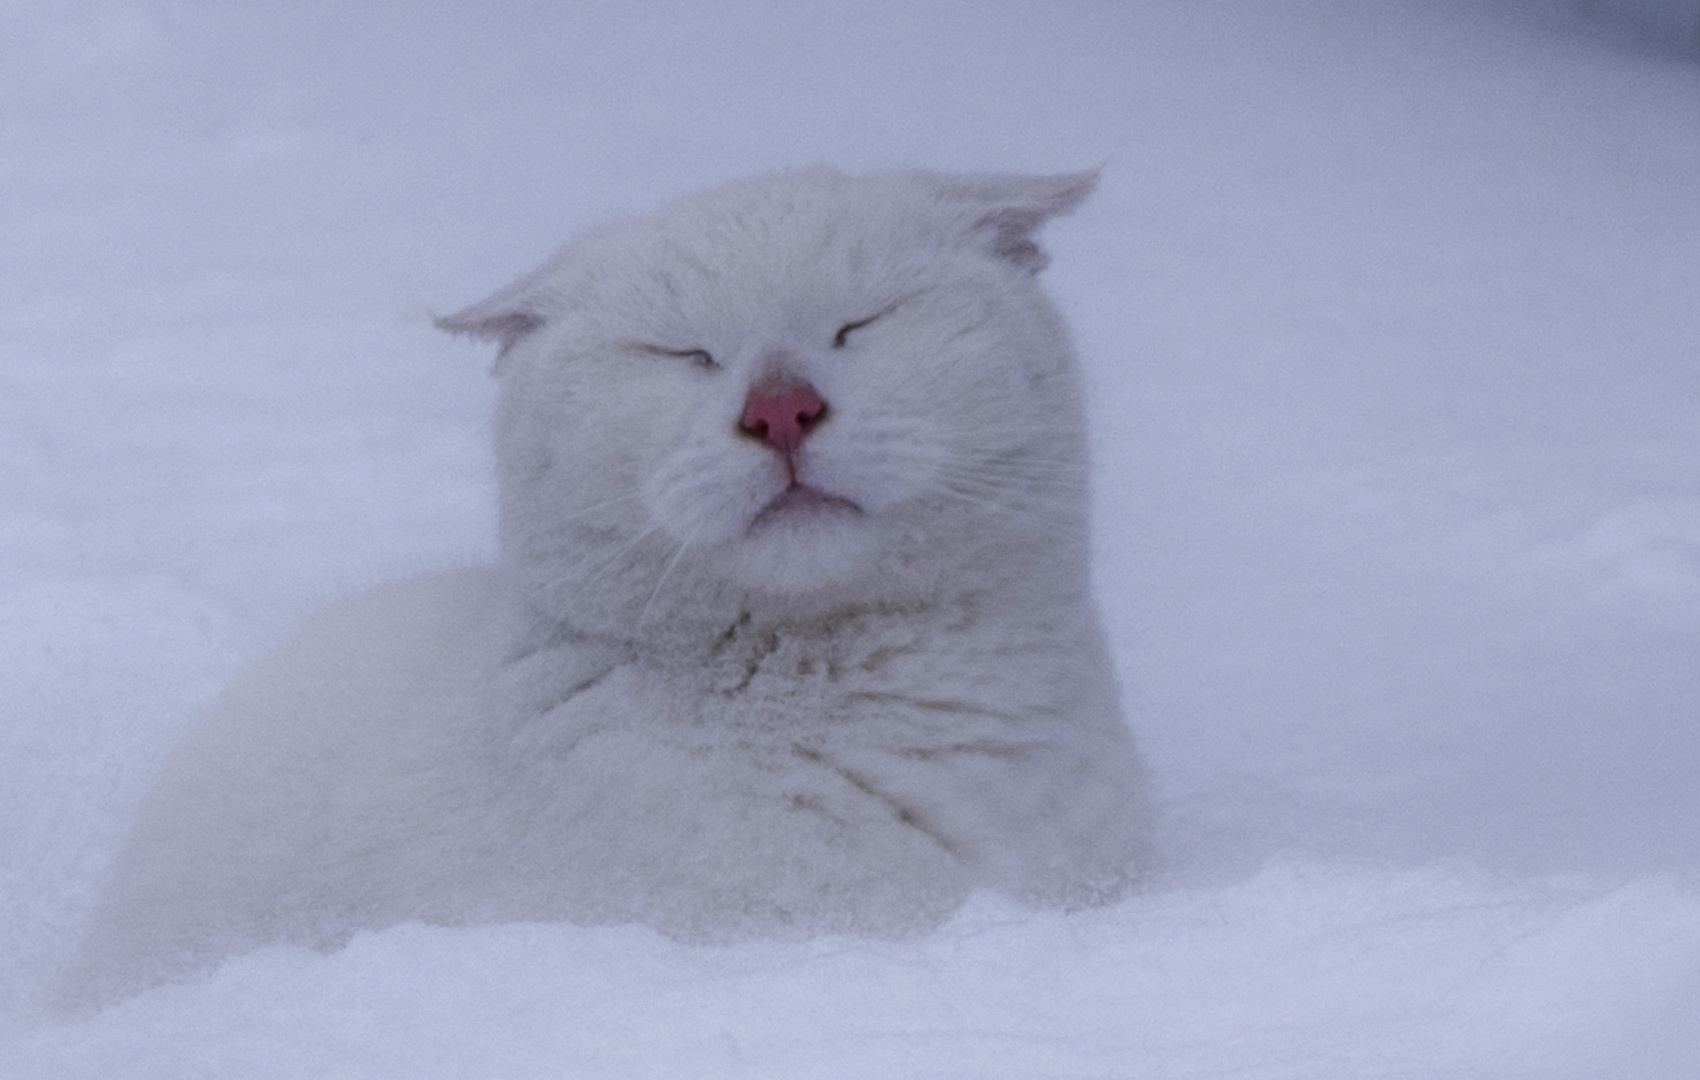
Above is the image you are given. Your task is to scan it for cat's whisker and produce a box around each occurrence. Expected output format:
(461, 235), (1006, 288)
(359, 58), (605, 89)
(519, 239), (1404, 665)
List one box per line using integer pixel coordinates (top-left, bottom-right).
(551, 491), (649, 524)
(929, 462), (1089, 489)
(877, 420), (1093, 445)
(931, 479), (1069, 519)
(932, 487), (1011, 517)
(535, 521), (669, 596)
(635, 523), (703, 631)
(876, 435), (1088, 470)
(909, 453), (1091, 493)
(931, 463), (1086, 489)
(522, 494), (652, 547)
(927, 428), (1092, 446)
(928, 470), (1086, 514)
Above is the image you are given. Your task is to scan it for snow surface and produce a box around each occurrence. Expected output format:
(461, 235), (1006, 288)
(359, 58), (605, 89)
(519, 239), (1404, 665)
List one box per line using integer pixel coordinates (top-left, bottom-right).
(3, 1), (1699, 1076)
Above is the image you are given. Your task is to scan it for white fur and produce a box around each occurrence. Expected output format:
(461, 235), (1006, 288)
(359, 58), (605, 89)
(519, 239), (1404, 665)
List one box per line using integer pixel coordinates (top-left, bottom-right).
(63, 168), (1151, 1007)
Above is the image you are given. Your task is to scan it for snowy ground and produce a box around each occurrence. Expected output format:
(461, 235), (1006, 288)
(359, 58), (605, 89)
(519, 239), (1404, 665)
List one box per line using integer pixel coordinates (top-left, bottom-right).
(4, 1), (1699, 1076)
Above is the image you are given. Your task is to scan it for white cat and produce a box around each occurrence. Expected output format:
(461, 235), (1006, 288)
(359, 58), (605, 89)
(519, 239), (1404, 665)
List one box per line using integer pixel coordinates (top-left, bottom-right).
(63, 167), (1152, 1006)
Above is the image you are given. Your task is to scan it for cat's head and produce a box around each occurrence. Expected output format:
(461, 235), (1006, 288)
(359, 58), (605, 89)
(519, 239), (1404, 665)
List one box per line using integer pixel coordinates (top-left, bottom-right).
(442, 168), (1098, 637)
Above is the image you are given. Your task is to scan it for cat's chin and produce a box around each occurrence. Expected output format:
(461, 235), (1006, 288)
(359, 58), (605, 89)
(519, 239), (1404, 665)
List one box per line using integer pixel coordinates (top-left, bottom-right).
(747, 484), (862, 532)
(721, 486), (883, 597)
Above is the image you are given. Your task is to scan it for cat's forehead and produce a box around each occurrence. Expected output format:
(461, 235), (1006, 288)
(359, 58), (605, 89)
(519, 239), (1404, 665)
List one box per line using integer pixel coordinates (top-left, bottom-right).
(600, 173), (946, 324)
(441, 167), (1093, 360)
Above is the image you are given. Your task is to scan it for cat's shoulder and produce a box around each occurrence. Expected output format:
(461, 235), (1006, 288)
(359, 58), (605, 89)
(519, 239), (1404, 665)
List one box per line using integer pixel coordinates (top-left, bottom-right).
(183, 568), (508, 752)
(251, 568), (504, 681)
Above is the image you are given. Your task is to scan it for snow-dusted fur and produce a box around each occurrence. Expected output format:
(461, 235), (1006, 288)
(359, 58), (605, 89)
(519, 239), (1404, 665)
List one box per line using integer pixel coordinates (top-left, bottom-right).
(63, 168), (1151, 1006)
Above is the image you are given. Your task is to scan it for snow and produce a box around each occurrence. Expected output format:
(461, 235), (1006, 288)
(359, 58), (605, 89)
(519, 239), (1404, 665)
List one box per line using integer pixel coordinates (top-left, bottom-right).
(3, 0), (1698, 1076)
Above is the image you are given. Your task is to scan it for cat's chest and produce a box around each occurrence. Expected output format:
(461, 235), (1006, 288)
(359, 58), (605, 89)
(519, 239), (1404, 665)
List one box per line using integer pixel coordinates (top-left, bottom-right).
(647, 619), (939, 742)
(692, 618), (868, 702)
(474, 608), (1092, 904)
(497, 608), (1024, 760)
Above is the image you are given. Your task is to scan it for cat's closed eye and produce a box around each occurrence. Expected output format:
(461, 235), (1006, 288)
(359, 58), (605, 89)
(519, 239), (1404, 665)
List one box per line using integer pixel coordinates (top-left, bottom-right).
(833, 293), (925, 349)
(631, 343), (719, 370)
(832, 314), (882, 349)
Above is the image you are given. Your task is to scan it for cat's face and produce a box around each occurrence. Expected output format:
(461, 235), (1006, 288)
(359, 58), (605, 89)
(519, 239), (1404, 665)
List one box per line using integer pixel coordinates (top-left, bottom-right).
(444, 169), (1097, 633)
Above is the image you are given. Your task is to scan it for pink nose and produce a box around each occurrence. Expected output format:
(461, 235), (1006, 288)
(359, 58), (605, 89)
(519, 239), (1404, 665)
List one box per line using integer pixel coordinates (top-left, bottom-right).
(739, 381), (826, 453)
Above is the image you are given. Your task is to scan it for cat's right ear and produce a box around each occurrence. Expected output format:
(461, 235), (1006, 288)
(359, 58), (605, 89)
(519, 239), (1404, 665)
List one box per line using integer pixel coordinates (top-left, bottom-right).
(925, 169), (1100, 274)
(435, 268), (554, 374)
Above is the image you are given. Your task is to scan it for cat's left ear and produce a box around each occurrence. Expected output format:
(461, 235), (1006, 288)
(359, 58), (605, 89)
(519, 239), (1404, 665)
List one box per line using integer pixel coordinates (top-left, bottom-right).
(436, 263), (558, 374)
(929, 169), (1099, 273)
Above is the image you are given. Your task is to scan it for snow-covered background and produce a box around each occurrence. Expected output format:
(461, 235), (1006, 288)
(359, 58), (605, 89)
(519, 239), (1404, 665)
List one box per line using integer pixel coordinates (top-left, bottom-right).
(4, 1), (1699, 1075)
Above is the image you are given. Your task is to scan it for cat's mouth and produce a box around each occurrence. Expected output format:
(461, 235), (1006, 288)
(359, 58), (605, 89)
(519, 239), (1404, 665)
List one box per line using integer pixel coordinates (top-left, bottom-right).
(749, 484), (862, 531)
